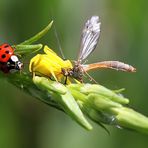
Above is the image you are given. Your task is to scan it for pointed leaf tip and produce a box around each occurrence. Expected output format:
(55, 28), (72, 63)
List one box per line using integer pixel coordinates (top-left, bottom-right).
(19, 20), (53, 45)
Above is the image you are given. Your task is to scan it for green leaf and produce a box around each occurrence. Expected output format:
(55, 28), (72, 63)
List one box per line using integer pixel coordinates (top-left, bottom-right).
(3, 72), (148, 134)
(5, 72), (62, 110)
(13, 44), (43, 56)
(19, 20), (53, 45)
(80, 84), (129, 105)
(112, 107), (148, 134)
(33, 76), (67, 95)
(33, 76), (92, 130)
(77, 100), (110, 134)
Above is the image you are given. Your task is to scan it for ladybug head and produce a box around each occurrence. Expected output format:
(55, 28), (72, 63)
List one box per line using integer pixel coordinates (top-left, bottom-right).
(7, 55), (23, 72)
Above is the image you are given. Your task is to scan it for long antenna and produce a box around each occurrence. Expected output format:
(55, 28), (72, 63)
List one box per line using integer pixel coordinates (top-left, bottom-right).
(49, 8), (66, 60)
(53, 24), (66, 60)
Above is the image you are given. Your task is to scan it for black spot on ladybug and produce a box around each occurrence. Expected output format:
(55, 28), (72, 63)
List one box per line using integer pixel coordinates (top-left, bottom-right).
(0, 48), (1, 50)
(1, 54), (6, 59)
(4, 45), (9, 48)
(5, 50), (9, 54)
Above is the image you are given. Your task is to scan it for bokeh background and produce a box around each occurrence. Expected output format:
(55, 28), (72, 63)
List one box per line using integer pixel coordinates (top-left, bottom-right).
(0, 0), (148, 147)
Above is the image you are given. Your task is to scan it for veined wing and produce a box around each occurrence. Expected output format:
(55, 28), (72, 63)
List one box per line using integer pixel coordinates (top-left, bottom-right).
(78, 16), (101, 62)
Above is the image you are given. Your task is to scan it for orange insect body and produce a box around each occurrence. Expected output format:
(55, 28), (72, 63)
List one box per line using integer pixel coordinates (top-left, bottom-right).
(83, 61), (136, 72)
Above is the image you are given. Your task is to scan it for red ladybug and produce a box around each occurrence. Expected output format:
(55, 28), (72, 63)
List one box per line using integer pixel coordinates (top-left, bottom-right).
(0, 43), (14, 63)
(0, 43), (23, 73)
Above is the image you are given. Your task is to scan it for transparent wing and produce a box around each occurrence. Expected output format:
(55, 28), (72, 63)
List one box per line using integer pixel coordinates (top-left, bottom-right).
(78, 16), (101, 62)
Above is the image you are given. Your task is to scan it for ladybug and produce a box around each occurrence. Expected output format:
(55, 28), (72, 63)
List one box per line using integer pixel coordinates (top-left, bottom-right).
(0, 43), (23, 73)
(0, 43), (14, 62)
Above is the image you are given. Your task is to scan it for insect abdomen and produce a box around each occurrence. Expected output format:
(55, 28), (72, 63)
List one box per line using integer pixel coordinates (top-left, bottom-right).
(84, 61), (136, 72)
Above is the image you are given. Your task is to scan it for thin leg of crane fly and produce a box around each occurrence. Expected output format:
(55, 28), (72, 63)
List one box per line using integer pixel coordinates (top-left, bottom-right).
(83, 70), (98, 83)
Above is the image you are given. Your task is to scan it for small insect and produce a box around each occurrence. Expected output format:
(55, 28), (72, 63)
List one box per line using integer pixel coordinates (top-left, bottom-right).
(0, 43), (23, 73)
(29, 45), (73, 83)
(61, 16), (136, 83)
(30, 16), (136, 84)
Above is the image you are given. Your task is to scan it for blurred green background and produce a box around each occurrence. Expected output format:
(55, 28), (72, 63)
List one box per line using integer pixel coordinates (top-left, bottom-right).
(0, 0), (148, 147)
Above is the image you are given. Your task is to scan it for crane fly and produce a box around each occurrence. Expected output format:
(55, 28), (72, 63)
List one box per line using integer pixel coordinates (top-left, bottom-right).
(29, 16), (136, 84)
(61, 16), (136, 83)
